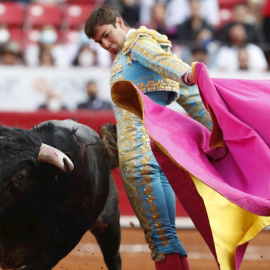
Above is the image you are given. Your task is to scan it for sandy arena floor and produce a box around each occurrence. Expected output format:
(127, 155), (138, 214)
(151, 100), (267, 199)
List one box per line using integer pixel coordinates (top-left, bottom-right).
(53, 227), (270, 270)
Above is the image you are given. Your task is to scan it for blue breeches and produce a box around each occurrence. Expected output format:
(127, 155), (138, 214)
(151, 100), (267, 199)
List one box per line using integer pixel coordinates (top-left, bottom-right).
(115, 107), (187, 261)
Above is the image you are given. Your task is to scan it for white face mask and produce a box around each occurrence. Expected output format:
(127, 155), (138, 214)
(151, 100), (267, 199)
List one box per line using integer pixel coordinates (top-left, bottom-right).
(77, 51), (95, 66)
(0, 28), (10, 43)
(40, 29), (58, 44)
(47, 98), (62, 112)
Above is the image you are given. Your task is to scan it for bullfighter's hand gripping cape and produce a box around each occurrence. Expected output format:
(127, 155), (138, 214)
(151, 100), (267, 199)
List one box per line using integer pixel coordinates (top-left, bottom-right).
(111, 62), (270, 270)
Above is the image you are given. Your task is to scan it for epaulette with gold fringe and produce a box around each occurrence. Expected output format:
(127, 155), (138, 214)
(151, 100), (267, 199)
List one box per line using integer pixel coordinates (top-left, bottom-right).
(123, 26), (171, 55)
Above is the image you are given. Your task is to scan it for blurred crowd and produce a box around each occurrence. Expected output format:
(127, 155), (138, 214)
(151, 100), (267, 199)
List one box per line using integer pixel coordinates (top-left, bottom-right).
(0, 0), (270, 72)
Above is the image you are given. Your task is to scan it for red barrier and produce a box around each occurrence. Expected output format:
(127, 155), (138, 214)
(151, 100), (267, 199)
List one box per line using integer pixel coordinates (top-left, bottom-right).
(0, 109), (116, 130)
(0, 109), (187, 217)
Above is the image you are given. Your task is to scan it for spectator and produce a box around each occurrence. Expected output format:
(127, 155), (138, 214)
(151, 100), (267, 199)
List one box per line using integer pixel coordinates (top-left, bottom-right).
(0, 41), (24, 66)
(0, 24), (11, 46)
(121, 0), (140, 28)
(138, 0), (155, 26)
(105, 0), (124, 15)
(190, 45), (209, 66)
(65, 24), (112, 67)
(144, 2), (177, 41)
(38, 90), (67, 112)
(216, 3), (266, 47)
(215, 23), (268, 71)
(165, 0), (220, 29)
(24, 24), (70, 67)
(77, 81), (113, 110)
(237, 47), (250, 70)
(173, 0), (218, 68)
(73, 44), (97, 67)
(38, 48), (55, 66)
(176, 0), (214, 46)
(247, 0), (264, 27)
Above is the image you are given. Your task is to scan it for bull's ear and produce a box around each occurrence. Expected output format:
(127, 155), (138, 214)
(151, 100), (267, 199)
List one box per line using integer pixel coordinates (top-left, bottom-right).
(98, 123), (119, 169)
(38, 143), (74, 172)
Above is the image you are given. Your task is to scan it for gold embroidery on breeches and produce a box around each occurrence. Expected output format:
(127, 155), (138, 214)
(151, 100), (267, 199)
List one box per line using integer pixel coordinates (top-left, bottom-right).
(117, 107), (169, 259)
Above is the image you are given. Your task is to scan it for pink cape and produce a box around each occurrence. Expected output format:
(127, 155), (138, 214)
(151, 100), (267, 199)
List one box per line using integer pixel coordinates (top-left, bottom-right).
(111, 62), (270, 269)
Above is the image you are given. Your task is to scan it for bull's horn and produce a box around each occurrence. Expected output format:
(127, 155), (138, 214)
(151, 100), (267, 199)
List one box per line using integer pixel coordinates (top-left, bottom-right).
(38, 143), (74, 172)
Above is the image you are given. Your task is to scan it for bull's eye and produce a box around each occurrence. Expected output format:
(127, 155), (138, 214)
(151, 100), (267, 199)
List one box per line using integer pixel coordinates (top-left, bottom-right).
(16, 174), (24, 181)
(12, 168), (29, 186)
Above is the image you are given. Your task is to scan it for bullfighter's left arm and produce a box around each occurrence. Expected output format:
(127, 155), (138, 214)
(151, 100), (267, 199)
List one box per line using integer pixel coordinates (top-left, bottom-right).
(124, 33), (212, 130)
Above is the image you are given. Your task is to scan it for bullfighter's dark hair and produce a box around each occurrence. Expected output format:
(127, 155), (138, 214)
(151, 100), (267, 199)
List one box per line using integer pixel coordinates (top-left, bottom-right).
(84, 4), (129, 39)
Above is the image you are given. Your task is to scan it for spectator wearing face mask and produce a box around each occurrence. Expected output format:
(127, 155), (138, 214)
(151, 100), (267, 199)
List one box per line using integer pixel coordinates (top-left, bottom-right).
(77, 81), (113, 110)
(65, 24), (112, 68)
(24, 24), (70, 67)
(72, 44), (97, 67)
(38, 90), (68, 112)
(0, 24), (11, 46)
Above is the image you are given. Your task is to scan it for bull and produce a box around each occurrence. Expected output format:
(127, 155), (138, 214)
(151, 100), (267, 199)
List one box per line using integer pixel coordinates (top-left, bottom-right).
(0, 119), (121, 270)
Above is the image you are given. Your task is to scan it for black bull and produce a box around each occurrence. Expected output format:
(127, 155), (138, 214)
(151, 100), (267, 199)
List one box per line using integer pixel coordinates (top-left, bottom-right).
(0, 119), (121, 270)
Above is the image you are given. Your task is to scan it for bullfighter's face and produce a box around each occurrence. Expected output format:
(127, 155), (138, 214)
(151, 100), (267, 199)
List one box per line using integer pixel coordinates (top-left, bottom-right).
(93, 17), (127, 55)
